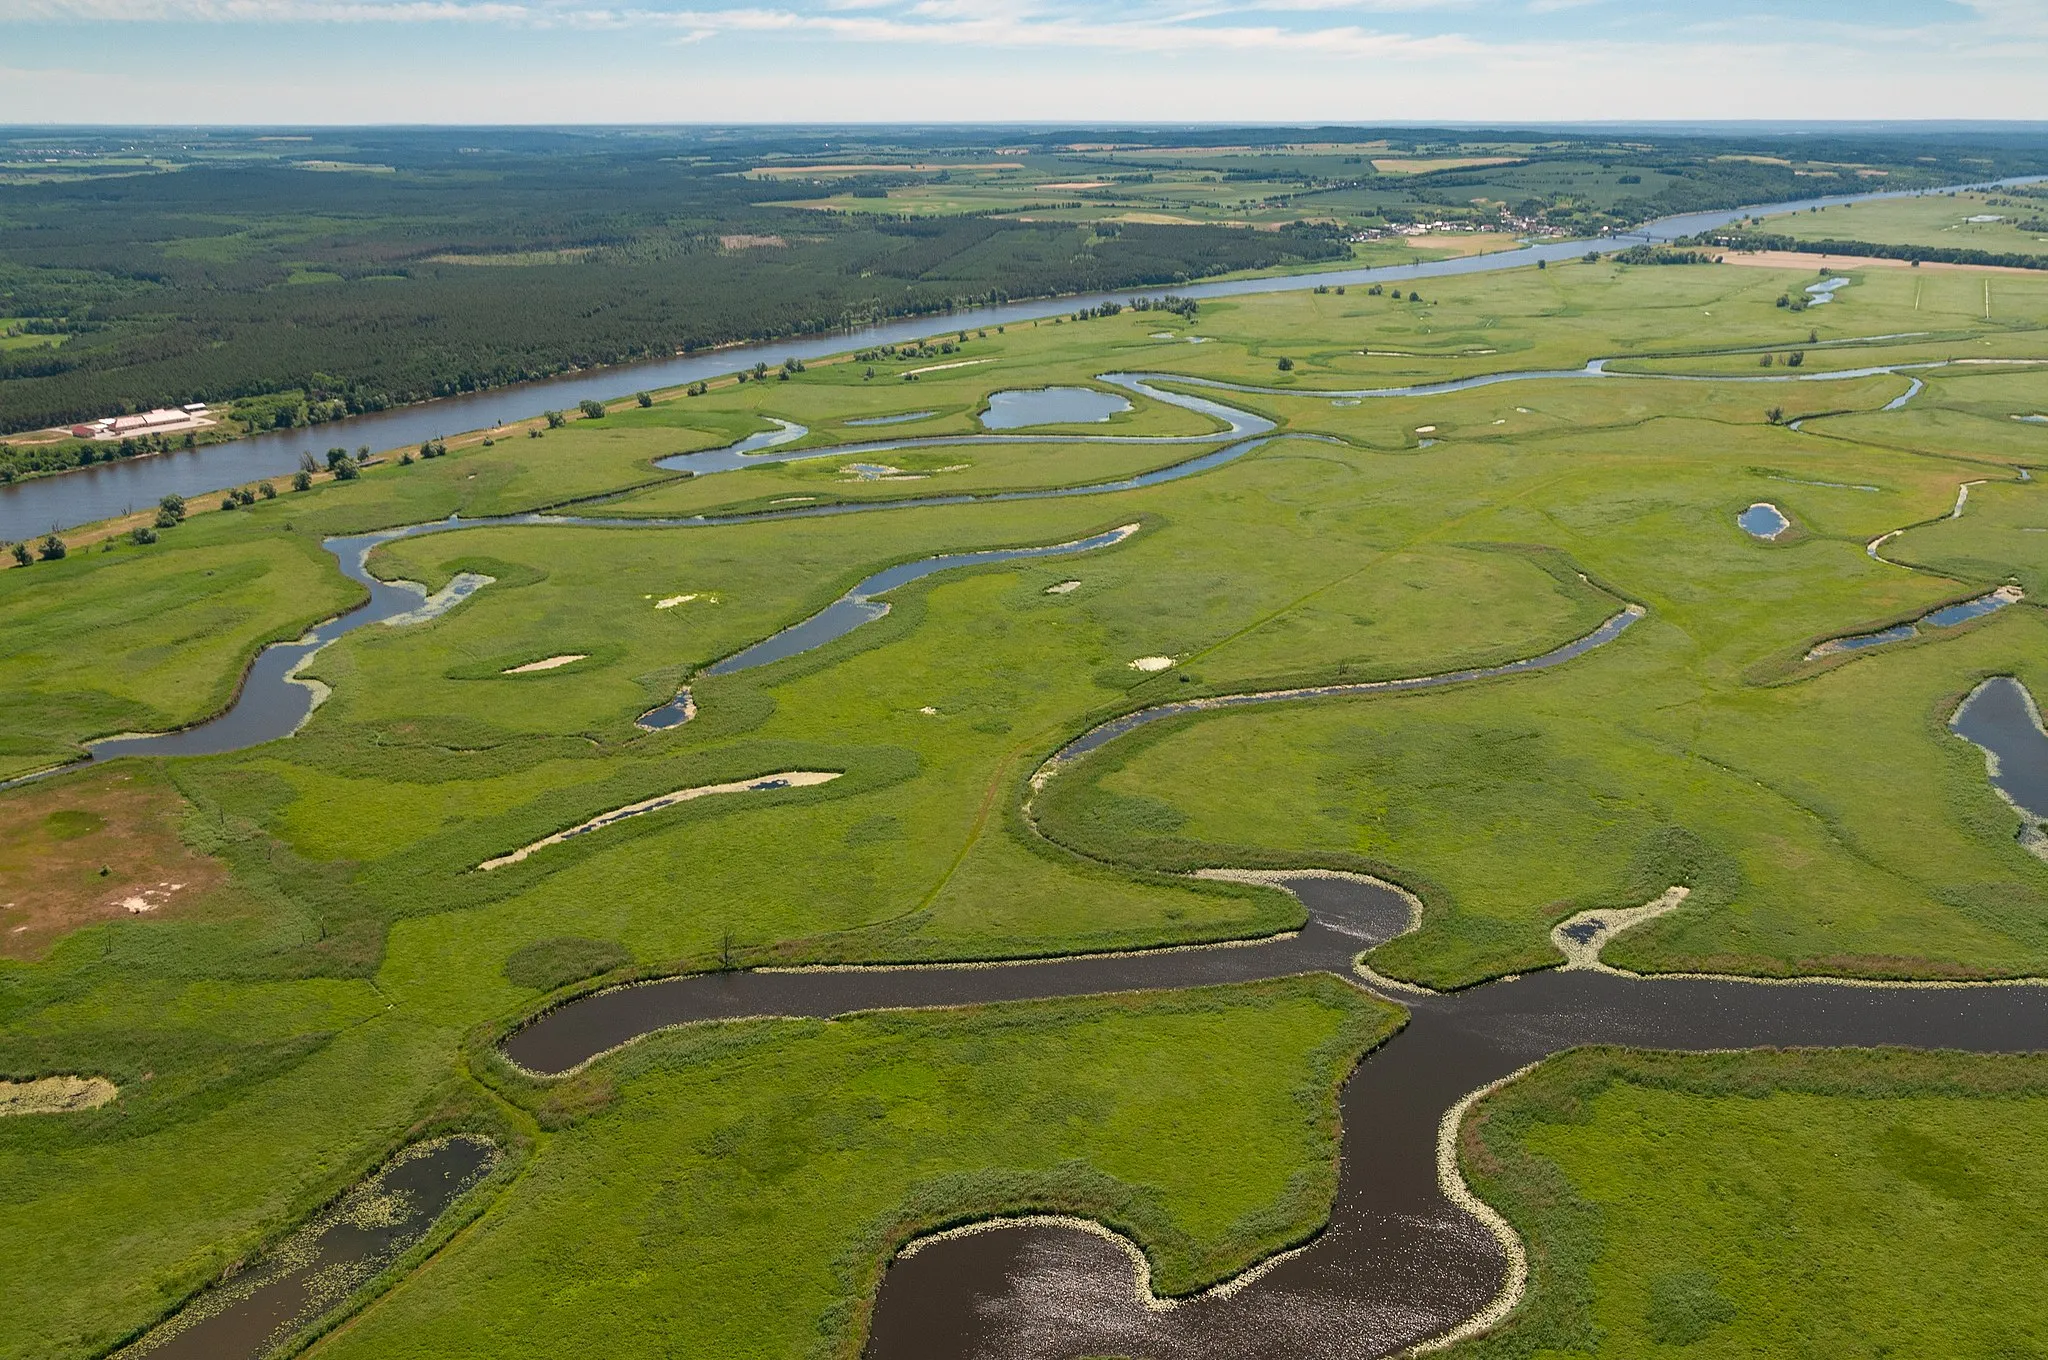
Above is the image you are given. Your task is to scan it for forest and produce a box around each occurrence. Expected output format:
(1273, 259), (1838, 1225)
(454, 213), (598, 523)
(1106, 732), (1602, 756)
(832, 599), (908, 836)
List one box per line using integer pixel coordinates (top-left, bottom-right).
(2, 123), (2044, 437)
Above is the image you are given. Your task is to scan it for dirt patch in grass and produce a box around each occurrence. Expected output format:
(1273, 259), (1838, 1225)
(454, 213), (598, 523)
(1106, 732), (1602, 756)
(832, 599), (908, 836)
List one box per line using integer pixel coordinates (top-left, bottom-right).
(0, 769), (227, 960)
(0, 1075), (117, 1116)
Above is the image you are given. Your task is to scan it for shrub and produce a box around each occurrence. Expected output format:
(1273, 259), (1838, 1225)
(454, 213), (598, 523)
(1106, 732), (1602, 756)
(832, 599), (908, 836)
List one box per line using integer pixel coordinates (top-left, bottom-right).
(257, 481), (276, 499)
(635, 391), (653, 408)
(129, 525), (157, 545)
(233, 487), (256, 506)
(158, 493), (186, 522)
(291, 470), (312, 492)
(10, 542), (29, 566)
(38, 533), (66, 561)
(324, 447), (350, 470)
(578, 399), (606, 419)
(1276, 356), (1295, 371)
(153, 505), (180, 529)
(331, 457), (360, 481)
(544, 409), (566, 429)
(1787, 350), (1805, 368)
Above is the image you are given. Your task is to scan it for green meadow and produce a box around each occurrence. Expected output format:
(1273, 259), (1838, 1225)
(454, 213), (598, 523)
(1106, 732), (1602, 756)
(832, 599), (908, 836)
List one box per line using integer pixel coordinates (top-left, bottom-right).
(2, 253), (2047, 1359)
(1458, 1048), (2048, 1358)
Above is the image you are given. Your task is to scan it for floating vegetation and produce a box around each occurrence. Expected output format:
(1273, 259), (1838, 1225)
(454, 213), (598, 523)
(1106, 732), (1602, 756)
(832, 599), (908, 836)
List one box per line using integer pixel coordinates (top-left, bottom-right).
(117, 1136), (499, 1360)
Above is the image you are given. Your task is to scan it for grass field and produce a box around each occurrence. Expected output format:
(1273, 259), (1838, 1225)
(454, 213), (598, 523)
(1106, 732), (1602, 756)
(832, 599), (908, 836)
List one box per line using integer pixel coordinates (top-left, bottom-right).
(1756, 188), (2048, 259)
(3, 250), (2048, 1360)
(1456, 1048), (2048, 1358)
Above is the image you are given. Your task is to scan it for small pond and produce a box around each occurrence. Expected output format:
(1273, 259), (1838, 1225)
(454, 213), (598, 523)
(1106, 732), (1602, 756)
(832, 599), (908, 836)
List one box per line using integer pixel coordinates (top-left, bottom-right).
(1806, 276), (1851, 305)
(1952, 677), (2048, 822)
(1739, 502), (1791, 539)
(980, 387), (1132, 430)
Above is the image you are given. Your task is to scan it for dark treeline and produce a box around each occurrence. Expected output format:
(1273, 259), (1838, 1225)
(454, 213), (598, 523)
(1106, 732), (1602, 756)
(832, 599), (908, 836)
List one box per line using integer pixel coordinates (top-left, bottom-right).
(3, 125), (2044, 434)
(0, 137), (1344, 432)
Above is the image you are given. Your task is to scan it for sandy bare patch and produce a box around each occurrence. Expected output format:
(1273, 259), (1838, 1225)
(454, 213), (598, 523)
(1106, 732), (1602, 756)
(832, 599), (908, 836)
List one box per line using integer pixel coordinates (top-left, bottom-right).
(904, 358), (992, 376)
(1128, 656), (1175, 672)
(719, 234), (787, 250)
(1046, 580), (1081, 595)
(1721, 250), (2048, 278)
(1550, 888), (1691, 970)
(1414, 425), (1437, 434)
(479, 771), (841, 870)
(655, 592), (712, 609)
(0, 770), (228, 960)
(1037, 180), (1113, 191)
(0, 1075), (117, 1117)
(504, 654), (587, 674)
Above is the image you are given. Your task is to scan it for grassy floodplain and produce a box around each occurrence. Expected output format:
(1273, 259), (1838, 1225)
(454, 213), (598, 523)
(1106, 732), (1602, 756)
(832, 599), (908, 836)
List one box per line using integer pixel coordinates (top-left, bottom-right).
(1457, 1048), (2048, 1357)
(1753, 187), (2048, 260)
(1, 250), (2047, 1359)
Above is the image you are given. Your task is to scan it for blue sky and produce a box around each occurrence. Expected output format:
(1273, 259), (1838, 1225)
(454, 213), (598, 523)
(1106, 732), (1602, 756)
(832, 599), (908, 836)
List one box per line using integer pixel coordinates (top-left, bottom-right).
(2, 0), (2041, 124)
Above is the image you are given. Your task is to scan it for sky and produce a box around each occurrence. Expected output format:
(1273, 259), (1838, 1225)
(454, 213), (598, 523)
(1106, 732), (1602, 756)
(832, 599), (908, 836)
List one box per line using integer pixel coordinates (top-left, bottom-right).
(2, 0), (2043, 125)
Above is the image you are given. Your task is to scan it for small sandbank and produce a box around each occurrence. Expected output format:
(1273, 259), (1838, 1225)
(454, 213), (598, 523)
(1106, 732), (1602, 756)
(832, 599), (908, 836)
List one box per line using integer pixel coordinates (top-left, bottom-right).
(504, 654), (587, 674)
(1550, 888), (1692, 970)
(1, 1075), (117, 1117)
(479, 771), (840, 870)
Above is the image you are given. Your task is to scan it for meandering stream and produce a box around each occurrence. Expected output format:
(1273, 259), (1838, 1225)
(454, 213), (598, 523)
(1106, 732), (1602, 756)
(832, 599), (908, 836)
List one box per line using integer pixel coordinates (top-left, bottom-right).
(8, 176), (2042, 543)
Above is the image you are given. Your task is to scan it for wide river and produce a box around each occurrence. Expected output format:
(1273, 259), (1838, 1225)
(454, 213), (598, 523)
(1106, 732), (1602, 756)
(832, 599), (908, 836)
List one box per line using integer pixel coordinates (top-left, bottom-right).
(3, 176), (2037, 542)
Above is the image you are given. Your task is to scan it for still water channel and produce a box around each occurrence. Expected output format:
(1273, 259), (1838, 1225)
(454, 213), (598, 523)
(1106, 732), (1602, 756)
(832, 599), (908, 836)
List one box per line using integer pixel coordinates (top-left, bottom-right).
(8, 177), (2039, 542)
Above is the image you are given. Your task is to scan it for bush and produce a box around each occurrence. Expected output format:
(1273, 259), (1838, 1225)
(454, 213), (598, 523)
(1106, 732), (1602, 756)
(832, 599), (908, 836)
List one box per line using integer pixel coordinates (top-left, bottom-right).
(544, 409), (566, 429)
(1276, 356), (1294, 371)
(636, 391), (653, 407)
(10, 542), (30, 567)
(331, 457), (360, 481)
(129, 525), (157, 545)
(153, 505), (180, 529)
(257, 481), (276, 499)
(220, 496), (237, 511)
(578, 399), (606, 419)
(1787, 350), (1805, 368)
(291, 470), (312, 492)
(157, 493), (186, 522)
(38, 533), (66, 561)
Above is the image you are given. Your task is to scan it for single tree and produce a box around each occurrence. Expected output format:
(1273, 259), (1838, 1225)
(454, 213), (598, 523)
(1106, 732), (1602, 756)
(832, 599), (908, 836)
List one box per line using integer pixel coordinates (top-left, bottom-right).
(299, 451), (320, 475)
(158, 493), (186, 523)
(38, 534), (66, 560)
(10, 542), (29, 567)
(258, 481), (276, 499)
(1277, 356), (1295, 371)
(636, 392), (654, 408)
(1767, 406), (1785, 424)
(545, 409), (566, 429)
(292, 470), (313, 492)
(332, 457), (360, 481)
(130, 525), (157, 545)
